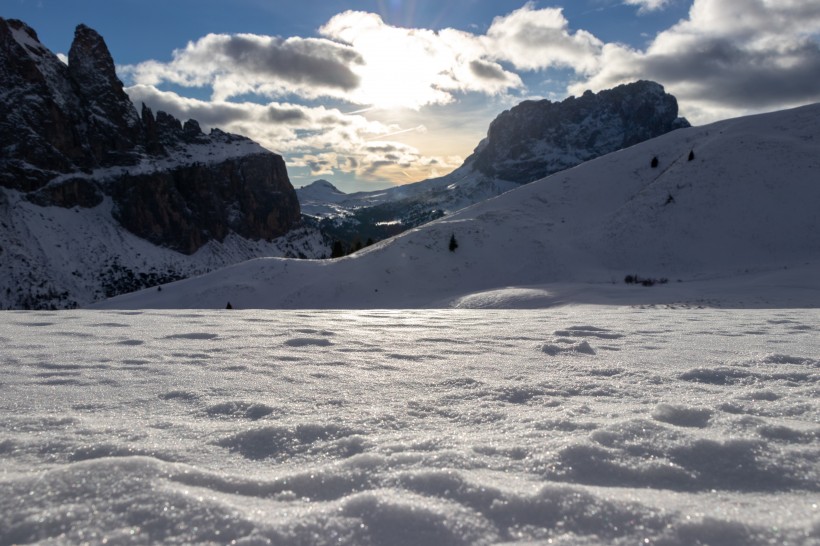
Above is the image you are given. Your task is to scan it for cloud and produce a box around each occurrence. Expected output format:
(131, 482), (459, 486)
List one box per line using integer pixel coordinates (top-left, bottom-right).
(623, 0), (673, 13)
(126, 85), (462, 184)
(123, 33), (363, 101)
(318, 11), (522, 109)
(121, 1), (820, 186)
(570, 0), (820, 123)
(483, 3), (602, 74)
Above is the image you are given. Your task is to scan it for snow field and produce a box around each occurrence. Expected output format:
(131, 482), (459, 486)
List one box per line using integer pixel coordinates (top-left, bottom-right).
(1, 308), (818, 544)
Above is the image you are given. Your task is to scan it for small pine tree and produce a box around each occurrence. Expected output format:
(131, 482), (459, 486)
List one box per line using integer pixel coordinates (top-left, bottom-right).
(449, 233), (458, 252)
(651, 156), (659, 168)
(688, 150), (695, 161)
(226, 301), (233, 309)
(331, 241), (345, 258)
(365, 237), (374, 247)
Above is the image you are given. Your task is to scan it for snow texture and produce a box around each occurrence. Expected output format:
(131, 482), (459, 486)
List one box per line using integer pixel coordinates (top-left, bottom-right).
(0, 308), (817, 545)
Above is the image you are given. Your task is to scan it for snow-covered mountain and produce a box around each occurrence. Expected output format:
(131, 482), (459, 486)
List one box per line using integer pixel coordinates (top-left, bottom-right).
(0, 19), (324, 309)
(299, 81), (688, 247)
(96, 102), (820, 309)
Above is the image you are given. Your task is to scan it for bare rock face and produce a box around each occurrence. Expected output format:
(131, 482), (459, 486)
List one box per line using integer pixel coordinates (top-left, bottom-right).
(0, 19), (89, 188)
(468, 81), (690, 184)
(113, 153), (301, 254)
(0, 18), (300, 255)
(67, 24), (142, 165)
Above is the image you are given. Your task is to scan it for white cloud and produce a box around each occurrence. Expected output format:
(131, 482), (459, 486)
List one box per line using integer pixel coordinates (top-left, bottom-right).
(318, 11), (522, 109)
(123, 5), (607, 112)
(126, 85), (462, 184)
(120, 1), (820, 186)
(623, 0), (673, 13)
(570, 0), (820, 123)
(483, 3), (602, 74)
(122, 33), (363, 102)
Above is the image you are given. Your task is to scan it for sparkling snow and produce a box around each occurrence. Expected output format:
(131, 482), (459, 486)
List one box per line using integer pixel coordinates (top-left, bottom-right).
(1, 308), (818, 545)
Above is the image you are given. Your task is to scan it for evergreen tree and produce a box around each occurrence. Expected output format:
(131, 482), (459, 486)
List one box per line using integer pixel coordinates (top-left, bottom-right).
(331, 241), (345, 258)
(651, 156), (659, 168)
(688, 150), (695, 161)
(449, 233), (458, 252)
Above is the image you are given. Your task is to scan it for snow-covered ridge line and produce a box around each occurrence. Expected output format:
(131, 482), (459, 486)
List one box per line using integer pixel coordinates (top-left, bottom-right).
(43, 137), (270, 187)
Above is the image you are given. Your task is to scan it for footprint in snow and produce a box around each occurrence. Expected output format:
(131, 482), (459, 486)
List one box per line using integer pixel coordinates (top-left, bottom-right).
(284, 338), (333, 347)
(553, 325), (624, 340)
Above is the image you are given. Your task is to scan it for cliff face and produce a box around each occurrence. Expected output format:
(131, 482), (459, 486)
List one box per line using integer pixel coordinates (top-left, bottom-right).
(467, 81), (690, 184)
(113, 153), (300, 255)
(0, 18), (300, 254)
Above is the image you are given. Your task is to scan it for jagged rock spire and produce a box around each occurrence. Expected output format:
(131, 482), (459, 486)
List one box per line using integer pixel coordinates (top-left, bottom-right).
(68, 23), (142, 160)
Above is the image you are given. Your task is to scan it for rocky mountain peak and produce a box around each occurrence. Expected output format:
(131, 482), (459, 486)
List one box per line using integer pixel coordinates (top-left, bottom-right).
(1, 19), (301, 258)
(68, 24), (118, 87)
(68, 23), (142, 160)
(468, 80), (690, 184)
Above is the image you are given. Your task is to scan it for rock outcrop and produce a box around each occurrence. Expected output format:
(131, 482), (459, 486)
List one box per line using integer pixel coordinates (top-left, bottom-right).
(467, 81), (690, 184)
(0, 18), (300, 254)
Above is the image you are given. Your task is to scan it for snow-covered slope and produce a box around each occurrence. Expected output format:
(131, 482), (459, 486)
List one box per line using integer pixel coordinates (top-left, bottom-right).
(299, 82), (688, 247)
(0, 189), (329, 309)
(95, 103), (820, 309)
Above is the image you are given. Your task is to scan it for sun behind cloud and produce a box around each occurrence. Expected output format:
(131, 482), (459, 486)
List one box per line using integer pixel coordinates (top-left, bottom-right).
(319, 10), (521, 110)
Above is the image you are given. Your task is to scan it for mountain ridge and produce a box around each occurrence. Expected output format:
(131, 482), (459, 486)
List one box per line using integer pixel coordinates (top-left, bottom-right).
(95, 102), (820, 309)
(0, 19), (320, 309)
(298, 81), (689, 249)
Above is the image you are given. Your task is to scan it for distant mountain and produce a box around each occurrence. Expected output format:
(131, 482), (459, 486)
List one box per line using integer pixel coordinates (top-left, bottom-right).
(301, 81), (689, 249)
(95, 103), (820, 309)
(0, 19), (323, 309)
(466, 81), (689, 183)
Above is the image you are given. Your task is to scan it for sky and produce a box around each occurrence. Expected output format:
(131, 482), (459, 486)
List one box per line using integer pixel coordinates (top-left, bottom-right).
(6, 0), (820, 192)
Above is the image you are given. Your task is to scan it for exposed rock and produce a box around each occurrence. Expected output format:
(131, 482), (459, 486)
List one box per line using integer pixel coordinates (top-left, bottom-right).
(113, 153), (300, 254)
(0, 17), (300, 255)
(468, 81), (690, 184)
(0, 19), (89, 188)
(68, 23), (142, 164)
(26, 177), (104, 208)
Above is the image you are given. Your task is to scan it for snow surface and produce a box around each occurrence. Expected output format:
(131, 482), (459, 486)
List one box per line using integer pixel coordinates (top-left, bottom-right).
(95, 103), (820, 310)
(0, 189), (329, 309)
(0, 307), (817, 545)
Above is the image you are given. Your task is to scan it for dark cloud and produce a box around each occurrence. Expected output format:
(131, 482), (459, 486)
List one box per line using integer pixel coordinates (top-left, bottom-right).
(219, 36), (362, 91)
(638, 39), (820, 108)
(469, 60), (508, 81)
(267, 105), (309, 123)
(364, 143), (401, 153)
